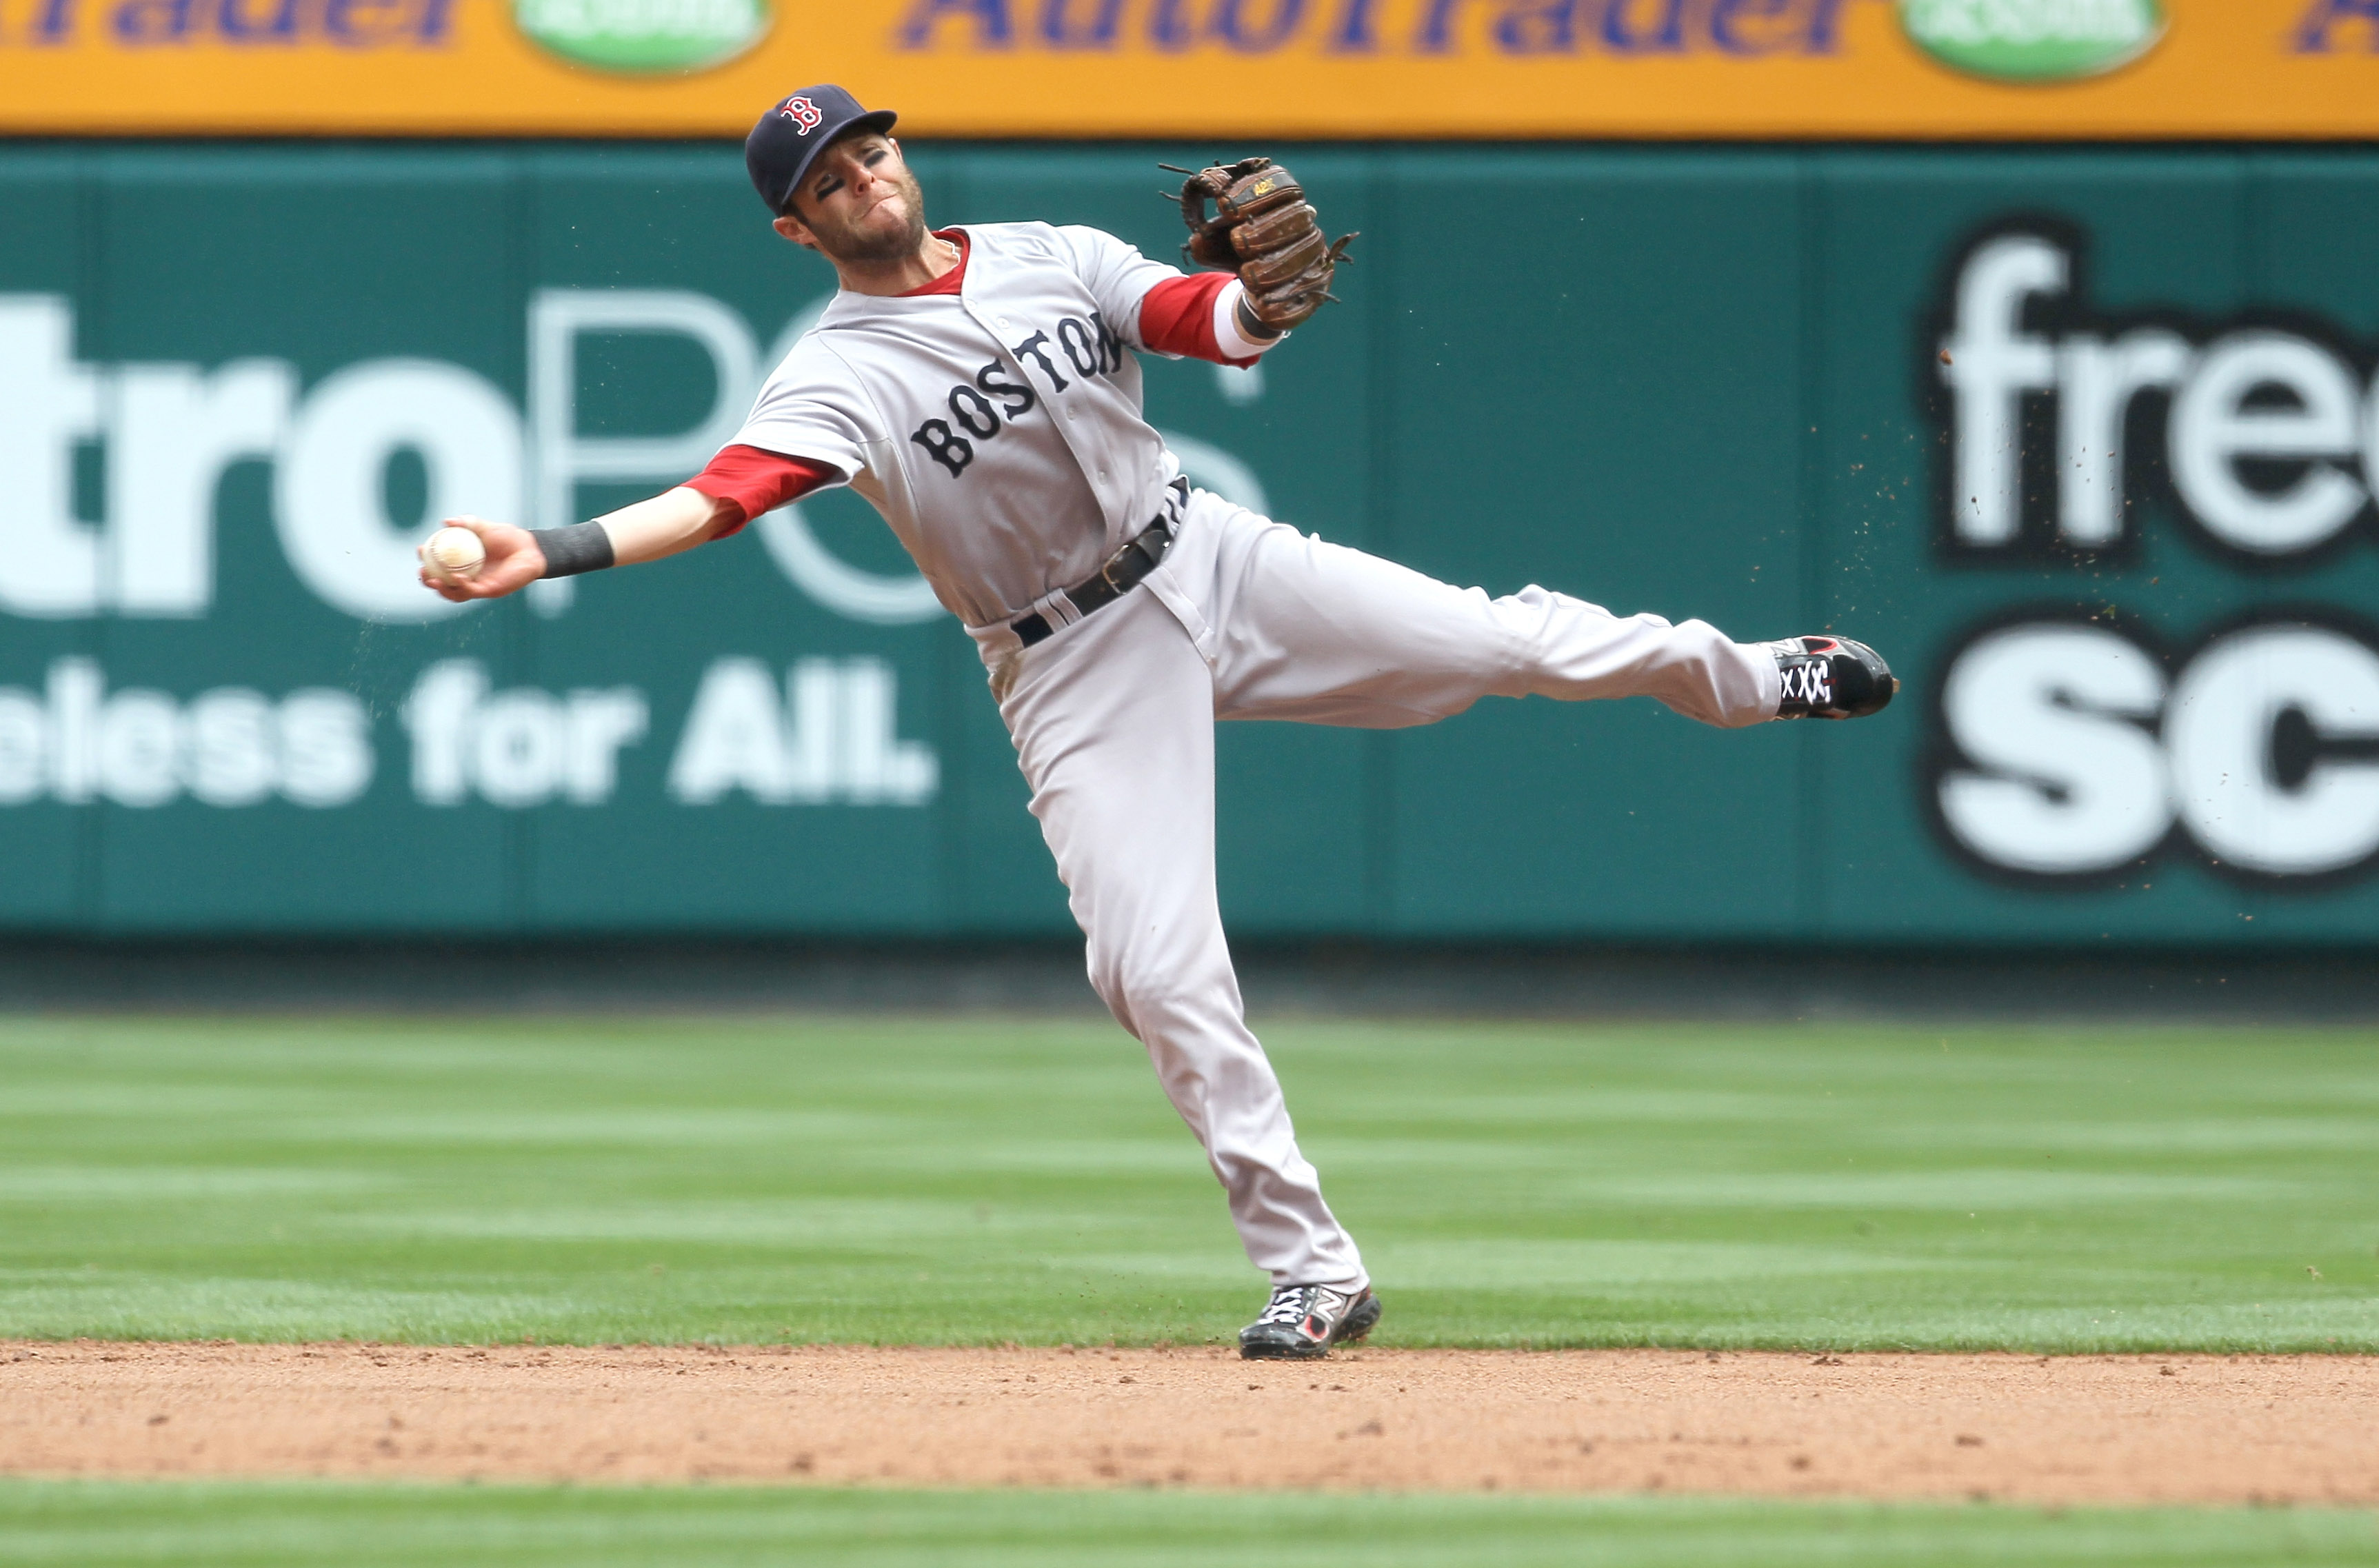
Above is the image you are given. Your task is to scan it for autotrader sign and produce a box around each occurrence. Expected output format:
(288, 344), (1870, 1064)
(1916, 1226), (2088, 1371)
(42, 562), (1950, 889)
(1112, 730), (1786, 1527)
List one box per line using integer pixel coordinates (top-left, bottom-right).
(3, 0), (2378, 139)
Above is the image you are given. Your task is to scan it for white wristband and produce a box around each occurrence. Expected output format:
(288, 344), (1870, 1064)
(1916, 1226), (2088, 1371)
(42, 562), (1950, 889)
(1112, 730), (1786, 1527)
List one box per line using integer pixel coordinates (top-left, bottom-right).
(1214, 281), (1285, 361)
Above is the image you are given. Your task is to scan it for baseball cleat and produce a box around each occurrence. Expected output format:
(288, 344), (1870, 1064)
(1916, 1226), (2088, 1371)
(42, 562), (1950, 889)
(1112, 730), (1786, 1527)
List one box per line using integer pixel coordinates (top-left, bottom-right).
(1767, 634), (1897, 720)
(1238, 1283), (1383, 1360)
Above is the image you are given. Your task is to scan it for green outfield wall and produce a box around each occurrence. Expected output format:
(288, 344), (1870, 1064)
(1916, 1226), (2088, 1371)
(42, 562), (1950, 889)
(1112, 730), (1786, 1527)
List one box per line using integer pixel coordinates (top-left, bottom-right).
(5, 143), (2378, 944)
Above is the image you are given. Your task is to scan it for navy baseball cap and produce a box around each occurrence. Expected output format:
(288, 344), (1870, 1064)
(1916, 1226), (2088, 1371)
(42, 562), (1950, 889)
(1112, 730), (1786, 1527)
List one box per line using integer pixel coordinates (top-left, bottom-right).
(747, 86), (898, 217)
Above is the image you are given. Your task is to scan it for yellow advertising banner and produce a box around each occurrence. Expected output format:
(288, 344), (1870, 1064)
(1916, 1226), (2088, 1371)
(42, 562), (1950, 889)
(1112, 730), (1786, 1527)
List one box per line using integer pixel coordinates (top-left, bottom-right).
(3, 0), (2377, 139)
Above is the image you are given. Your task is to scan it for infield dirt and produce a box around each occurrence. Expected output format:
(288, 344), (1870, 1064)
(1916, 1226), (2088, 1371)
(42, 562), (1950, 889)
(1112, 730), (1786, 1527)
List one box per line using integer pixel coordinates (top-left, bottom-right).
(3, 1340), (2373, 1505)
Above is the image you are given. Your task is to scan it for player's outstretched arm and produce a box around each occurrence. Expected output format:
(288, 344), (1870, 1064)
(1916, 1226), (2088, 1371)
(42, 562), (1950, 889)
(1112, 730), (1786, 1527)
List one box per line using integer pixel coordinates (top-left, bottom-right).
(418, 488), (739, 603)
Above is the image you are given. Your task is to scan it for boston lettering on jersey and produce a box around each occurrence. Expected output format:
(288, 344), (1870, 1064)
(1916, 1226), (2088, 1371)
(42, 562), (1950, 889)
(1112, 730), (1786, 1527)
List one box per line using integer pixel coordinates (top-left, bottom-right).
(730, 221), (1229, 630)
(911, 312), (1129, 479)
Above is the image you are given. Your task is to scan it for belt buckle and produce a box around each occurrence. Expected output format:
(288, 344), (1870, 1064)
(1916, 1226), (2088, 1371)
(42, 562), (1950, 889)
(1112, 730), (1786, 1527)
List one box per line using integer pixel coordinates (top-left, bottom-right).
(1099, 552), (1132, 595)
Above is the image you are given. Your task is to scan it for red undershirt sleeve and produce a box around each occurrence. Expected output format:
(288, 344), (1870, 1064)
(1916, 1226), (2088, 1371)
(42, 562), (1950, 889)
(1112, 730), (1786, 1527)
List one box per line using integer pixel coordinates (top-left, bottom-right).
(1137, 272), (1258, 368)
(681, 445), (841, 537)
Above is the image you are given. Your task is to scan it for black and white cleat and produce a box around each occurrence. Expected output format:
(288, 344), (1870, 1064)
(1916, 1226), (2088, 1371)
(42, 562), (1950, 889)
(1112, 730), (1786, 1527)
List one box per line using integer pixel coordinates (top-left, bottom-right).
(1767, 635), (1898, 720)
(1238, 1283), (1383, 1360)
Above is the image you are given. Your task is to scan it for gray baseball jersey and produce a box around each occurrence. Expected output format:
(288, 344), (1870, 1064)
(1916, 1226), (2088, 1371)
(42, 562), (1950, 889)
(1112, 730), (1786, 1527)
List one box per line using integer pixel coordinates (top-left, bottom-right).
(731, 221), (1192, 630)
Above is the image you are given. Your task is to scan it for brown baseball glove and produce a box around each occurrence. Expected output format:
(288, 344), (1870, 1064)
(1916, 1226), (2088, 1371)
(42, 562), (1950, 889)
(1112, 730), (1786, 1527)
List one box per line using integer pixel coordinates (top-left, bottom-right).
(1165, 157), (1355, 333)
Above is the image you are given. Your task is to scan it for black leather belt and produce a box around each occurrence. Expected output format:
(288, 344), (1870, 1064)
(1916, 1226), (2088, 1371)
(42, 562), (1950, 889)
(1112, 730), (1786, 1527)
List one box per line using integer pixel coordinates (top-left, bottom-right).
(1010, 479), (1187, 648)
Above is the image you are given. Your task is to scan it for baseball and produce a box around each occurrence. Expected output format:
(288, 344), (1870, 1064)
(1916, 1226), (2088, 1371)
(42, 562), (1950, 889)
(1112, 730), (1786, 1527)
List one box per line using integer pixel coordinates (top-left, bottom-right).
(421, 525), (486, 583)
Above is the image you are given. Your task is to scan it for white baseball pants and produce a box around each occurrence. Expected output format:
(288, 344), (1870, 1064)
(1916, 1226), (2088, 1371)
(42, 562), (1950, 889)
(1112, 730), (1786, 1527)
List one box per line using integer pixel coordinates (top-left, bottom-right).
(979, 490), (1781, 1290)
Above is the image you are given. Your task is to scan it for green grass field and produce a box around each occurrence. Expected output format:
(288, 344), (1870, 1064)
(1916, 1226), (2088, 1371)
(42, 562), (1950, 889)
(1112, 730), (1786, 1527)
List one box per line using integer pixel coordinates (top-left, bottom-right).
(3, 1482), (2376, 1568)
(4, 1012), (2377, 1565)
(2, 1015), (2373, 1350)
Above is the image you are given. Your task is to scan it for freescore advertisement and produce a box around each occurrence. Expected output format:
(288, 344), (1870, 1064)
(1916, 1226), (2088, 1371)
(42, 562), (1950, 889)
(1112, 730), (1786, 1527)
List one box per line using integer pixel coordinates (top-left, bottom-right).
(4, 142), (2379, 942)
(4, 0), (2379, 139)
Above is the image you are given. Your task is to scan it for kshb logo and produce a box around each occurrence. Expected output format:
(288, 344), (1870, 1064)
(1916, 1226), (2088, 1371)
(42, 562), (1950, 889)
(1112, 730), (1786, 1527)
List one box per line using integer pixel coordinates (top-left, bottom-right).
(1924, 223), (2379, 883)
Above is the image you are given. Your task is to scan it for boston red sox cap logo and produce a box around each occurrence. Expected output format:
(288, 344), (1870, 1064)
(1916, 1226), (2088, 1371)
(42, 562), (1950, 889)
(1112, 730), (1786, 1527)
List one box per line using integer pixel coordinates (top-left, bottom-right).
(747, 86), (897, 217)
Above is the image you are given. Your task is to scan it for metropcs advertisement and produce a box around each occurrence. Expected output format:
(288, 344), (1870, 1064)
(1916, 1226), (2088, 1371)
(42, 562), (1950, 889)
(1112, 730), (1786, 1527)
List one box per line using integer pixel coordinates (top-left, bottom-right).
(0, 289), (936, 819)
(3, 144), (2376, 940)
(5, 0), (2379, 139)
(0, 285), (1258, 819)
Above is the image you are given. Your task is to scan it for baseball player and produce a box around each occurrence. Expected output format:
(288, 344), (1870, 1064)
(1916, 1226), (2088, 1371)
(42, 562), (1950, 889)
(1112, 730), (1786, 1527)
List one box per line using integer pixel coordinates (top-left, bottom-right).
(422, 85), (1896, 1360)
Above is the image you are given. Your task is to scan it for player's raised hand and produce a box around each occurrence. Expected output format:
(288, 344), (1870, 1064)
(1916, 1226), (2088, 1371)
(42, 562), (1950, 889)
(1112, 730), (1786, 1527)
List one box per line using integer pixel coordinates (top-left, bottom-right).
(418, 516), (545, 603)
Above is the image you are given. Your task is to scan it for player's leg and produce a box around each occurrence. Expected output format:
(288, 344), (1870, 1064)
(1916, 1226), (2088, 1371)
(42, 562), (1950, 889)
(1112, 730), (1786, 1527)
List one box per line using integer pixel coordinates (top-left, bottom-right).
(1150, 492), (1887, 728)
(996, 583), (1374, 1348)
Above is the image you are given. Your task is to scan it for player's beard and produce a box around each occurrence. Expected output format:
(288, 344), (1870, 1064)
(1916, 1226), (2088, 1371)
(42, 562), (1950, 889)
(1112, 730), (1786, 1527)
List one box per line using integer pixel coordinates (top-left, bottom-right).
(812, 170), (930, 266)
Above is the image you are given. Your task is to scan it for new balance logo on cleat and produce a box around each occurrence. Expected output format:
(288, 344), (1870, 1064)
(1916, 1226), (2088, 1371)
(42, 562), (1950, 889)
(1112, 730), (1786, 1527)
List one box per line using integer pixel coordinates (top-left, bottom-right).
(1238, 1283), (1383, 1360)
(1767, 635), (1898, 721)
